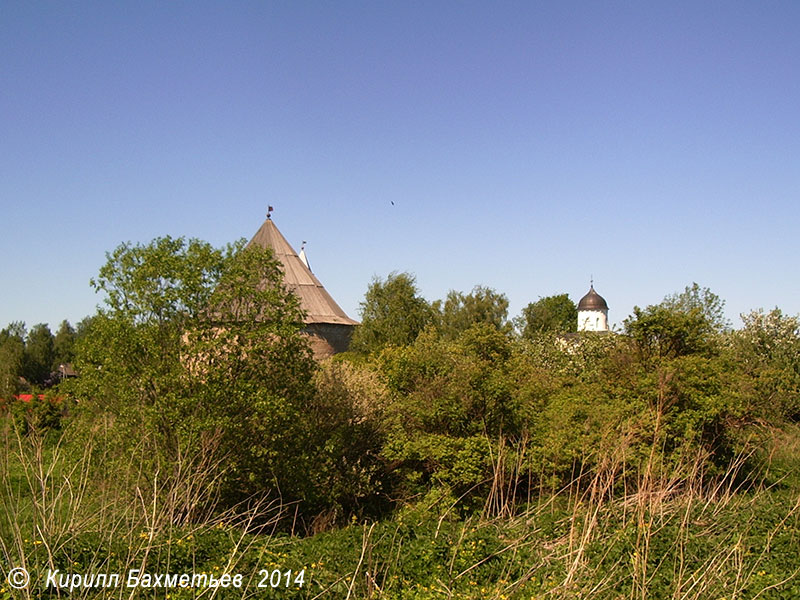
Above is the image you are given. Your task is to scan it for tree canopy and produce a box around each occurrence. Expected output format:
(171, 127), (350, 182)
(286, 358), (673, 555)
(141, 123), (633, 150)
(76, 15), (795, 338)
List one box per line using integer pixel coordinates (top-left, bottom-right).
(437, 285), (511, 340)
(731, 308), (800, 420)
(52, 319), (76, 370)
(350, 272), (435, 354)
(624, 284), (724, 361)
(6, 262), (800, 541)
(518, 294), (577, 337)
(22, 323), (54, 386)
(662, 282), (730, 332)
(0, 322), (26, 398)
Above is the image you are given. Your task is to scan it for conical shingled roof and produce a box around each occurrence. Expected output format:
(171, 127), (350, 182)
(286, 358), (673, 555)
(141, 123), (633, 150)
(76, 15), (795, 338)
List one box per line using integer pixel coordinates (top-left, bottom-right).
(246, 218), (358, 326)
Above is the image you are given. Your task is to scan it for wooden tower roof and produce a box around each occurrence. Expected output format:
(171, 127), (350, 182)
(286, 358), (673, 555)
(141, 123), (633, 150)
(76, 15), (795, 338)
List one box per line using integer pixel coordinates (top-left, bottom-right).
(246, 218), (358, 326)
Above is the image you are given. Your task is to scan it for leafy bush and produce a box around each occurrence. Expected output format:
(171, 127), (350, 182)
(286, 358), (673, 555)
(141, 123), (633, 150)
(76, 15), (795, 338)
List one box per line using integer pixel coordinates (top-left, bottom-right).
(731, 308), (800, 421)
(8, 391), (68, 436)
(304, 360), (391, 524)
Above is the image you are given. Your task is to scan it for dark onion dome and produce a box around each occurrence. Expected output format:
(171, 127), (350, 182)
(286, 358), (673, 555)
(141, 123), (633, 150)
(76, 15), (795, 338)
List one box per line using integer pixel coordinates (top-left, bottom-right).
(577, 285), (608, 311)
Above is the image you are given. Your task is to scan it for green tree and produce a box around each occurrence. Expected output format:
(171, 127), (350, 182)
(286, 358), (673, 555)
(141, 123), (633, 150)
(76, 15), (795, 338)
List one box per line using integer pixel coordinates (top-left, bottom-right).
(72, 236), (319, 518)
(23, 323), (54, 385)
(75, 315), (96, 339)
(437, 285), (511, 340)
(0, 322), (26, 398)
(350, 272), (434, 354)
(732, 308), (800, 420)
(624, 285), (726, 362)
(518, 294), (577, 337)
(662, 282), (730, 332)
(624, 304), (715, 362)
(606, 286), (747, 479)
(75, 236), (230, 408)
(52, 320), (76, 371)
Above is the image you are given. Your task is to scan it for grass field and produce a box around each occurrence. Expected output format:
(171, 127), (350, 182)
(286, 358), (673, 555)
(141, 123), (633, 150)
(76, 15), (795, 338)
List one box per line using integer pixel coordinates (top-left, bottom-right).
(2, 420), (800, 600)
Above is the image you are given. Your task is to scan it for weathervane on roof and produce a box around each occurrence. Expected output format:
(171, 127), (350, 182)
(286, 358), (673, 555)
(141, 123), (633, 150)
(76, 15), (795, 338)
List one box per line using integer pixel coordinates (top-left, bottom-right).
(267, 205), (274, 220)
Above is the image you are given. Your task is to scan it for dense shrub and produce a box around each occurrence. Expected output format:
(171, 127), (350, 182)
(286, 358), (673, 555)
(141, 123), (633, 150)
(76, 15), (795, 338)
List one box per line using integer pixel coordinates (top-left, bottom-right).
(304, 361), (391, 524)
(8, 391), (69, 436)
(370, 290), (767, 506)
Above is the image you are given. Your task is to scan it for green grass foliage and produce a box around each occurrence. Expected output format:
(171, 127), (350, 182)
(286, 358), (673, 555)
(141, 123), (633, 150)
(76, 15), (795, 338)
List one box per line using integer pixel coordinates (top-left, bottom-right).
(3, 419), (800, 599)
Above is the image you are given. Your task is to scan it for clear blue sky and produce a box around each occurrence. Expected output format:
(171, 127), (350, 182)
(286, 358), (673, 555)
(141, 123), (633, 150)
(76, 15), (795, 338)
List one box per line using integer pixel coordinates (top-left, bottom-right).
(2, 1), (799, 332)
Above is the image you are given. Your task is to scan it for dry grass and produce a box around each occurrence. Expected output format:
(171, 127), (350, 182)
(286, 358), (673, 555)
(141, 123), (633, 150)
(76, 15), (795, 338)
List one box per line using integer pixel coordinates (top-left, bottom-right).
(0, 417), (283, 600)
(3, 414), (800, 599)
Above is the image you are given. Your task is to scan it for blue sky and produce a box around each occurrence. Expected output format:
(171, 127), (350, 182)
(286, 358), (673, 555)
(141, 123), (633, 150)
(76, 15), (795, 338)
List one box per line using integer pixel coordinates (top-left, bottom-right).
(2, 1), (798, 332)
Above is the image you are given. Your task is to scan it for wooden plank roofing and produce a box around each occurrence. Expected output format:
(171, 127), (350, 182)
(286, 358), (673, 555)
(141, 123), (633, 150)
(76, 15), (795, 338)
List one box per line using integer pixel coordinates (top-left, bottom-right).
(246, 218), (358, 326)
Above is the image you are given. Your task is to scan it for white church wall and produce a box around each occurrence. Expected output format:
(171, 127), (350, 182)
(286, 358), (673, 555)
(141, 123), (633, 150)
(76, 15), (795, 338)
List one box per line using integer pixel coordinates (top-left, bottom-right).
(578, 309), (608, 332)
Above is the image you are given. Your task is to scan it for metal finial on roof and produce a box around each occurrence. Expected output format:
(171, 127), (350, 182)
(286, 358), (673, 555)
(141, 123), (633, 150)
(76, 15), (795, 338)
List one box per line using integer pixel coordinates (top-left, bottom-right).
(590, 275), (593, 288)
(267, 205), (274, 219)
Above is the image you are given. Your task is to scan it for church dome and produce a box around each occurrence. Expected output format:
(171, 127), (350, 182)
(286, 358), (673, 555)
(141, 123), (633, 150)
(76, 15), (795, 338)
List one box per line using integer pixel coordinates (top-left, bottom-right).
(577, 285), (608, 311)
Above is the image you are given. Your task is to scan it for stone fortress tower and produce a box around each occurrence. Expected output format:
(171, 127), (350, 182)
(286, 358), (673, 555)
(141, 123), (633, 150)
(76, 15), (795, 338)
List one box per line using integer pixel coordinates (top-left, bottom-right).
(577, 282), (609, 332)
